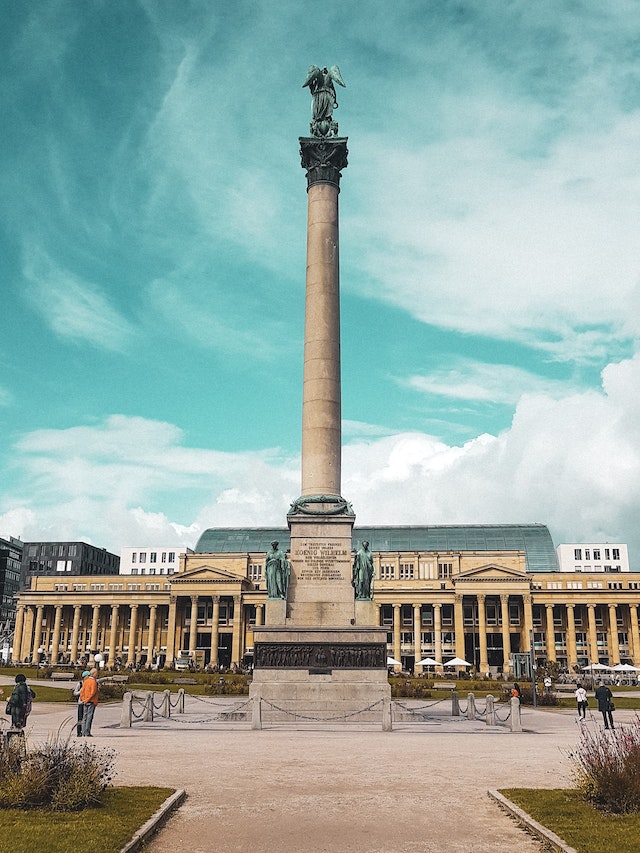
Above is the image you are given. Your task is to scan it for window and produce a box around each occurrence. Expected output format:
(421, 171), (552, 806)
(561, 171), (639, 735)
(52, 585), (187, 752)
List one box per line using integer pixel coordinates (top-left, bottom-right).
(168, 552), (175, 562)
(547, 582), (562, 589)
(509, 603), (520, 626)
(438, 562), (452, 579)
(575, 632), (587, 648)
(605, 549), (610, 560)
(249, 563), (262, 581)
(109, 584), (123, 590)
(441, 605), (453, 626)
(608, 582), (623, 590)
(421, 608), (433, 626)
(132, 553), (137, 563)
(150, 552), (157, 563)
(56, 560), (72, 572)
(567, 581), (583, 589)
(463, 604), (476, 626)
(128, 583), (142, 590)
(72, 584), (86, 591)
(587, 581), (603, 589)
(574, 548), (582, 560)
(399, 562), (414, 579)
(139, 552), (147, 563)
(54, 584), (68, 591)
(401, 605), (412, 627)
(584, 549), (590, 560)
(161, 552), (167, 563)
(593, 549), (601, 560)
(613, 548), (620, 560)
(146, 583), (160, 591)
(486, 602), (499, 626)
(131, 568), (138, 576)
(90, 584), (104, 591)
(379, 563), (395, 580)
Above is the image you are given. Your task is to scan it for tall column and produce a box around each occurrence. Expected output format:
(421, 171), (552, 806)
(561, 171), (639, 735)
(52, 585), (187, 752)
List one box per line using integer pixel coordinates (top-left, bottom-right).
(12, 605), (25, 663)
(166, 597), (178, 666)
(210, 596), (220, 667)
(413, 604), (422, 672)
(545, 604), (556, 663)
(127, 605), (138, 666)
(433, 604), (442, 667)
(90, 605), (101, 653)
(608, 603), (620, 664)
(23, 606), (34, 663)
(393, 604), (401, 664)
(254, 603), (264, 627)
(522, 594), (533, 656)
(630, 604), (640, 666)
(148, 605), (157, 662)
(298, 137), (348, 497)
(566, 604), (577, 669)
(586, 604), (598, 663)
(188, 596), (199, 659)
(108, 605), (119, 669)
(477, 594), (488, 676)
(70, 605), (82, 664)
(50, 605), (63, 664)
(231, 595), (242, 666)
(31, 605), (44, 661)
(454, 594), (465, 662)
(500, 595), (511, 675)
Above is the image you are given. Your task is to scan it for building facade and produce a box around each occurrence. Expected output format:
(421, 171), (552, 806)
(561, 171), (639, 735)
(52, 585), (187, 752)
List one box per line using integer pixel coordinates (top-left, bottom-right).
(0, 536), (23, 638)
(556, 543), (629, 573)
(11, 525), (639, 675)
(119, 547), (182, 576)
(21, 541), (120, 588)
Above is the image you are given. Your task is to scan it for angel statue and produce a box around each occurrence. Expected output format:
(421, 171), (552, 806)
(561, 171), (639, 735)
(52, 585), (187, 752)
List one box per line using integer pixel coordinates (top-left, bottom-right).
(303, 65), (346, 138)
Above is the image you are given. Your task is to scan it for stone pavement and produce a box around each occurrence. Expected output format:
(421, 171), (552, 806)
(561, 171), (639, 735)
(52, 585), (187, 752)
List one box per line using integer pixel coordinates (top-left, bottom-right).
(5, 680), (629, 853)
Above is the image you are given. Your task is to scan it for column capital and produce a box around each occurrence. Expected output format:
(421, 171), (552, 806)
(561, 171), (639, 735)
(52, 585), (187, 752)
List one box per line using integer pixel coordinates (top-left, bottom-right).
(299, 137), (348, 190)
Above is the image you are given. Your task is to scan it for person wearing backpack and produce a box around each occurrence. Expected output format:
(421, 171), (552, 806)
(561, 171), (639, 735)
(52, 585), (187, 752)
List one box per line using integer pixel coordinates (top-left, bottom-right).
(73, 670), (90, 736)
(6, 673), (36, 729)
(79, 667), (99, 736)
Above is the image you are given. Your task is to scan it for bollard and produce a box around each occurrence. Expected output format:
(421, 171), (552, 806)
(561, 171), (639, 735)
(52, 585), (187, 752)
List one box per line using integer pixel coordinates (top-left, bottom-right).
(160, 689), (170, 718)
(251, 695), (262, 730)
(510, 696), (522, 732)
(451, 689), (460, 716)
(382, 696), (393, 732)
(178, 688), (185, 714)
(120, 691), (132, 728)
(143, 691), (153, 722)
(485, 694), (496, 726)
(466, 692), (476, 720)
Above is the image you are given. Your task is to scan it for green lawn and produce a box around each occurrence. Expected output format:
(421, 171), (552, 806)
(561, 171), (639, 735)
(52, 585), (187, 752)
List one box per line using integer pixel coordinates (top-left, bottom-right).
(0, 786), (176, 853)
(500, 788), (640, 853)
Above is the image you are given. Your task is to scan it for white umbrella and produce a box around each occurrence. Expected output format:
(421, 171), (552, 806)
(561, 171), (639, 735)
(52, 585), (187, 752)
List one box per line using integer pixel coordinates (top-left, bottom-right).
(444, 657), (472, 667)
(582, 663), (612, 671)
(387, 657), (402, 666)
(416, 657), (442, 667)
(612, 663), (637, 671)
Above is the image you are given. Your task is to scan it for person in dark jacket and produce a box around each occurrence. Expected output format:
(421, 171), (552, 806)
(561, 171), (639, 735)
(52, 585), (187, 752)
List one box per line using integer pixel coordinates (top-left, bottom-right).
(7, 673), (35, 729)
(595, 682), (615, 729)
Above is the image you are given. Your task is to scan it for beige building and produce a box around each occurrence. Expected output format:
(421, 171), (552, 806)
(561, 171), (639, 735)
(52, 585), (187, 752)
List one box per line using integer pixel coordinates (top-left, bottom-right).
(12, 525), (639, 676)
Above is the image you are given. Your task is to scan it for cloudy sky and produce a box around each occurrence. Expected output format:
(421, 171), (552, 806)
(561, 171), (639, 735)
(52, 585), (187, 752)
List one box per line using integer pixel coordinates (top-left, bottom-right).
(1, 1), (639, 561)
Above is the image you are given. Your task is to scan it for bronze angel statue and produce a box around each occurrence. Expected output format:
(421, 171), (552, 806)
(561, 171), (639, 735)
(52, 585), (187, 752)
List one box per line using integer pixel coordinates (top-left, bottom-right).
(303, 65), (346, 138)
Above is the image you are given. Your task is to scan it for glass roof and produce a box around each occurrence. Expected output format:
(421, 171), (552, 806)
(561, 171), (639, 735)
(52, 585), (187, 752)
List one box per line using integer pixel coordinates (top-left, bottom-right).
(194, 524), (559, 572)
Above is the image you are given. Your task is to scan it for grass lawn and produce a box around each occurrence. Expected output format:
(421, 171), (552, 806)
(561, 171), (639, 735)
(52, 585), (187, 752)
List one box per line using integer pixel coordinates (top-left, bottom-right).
(0, 786), (175, 853)
(500, 788), (640, 853)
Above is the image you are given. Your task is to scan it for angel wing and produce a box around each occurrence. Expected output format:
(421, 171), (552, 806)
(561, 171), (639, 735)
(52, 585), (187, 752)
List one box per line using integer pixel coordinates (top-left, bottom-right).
(302, 65), (322, 88)
(329, 65), (346, 87)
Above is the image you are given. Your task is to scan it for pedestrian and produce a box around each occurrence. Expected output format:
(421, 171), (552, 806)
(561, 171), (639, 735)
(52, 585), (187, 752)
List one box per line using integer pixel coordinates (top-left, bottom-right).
(574, 683), (588, 720)
(594, 682), (615, 730)
(79, 667), (99, 736)
(73, 670), (90, 736)
(544, 676), (552, 694)
(6, 673), (36, 729)
(511, 683), (522, 701)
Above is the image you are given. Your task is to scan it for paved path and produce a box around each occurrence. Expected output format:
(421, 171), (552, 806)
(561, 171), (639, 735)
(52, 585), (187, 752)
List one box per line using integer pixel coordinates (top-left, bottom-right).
(9, 685), (630, 853)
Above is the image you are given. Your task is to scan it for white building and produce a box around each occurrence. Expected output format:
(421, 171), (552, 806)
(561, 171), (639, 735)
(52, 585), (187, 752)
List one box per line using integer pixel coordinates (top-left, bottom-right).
(556, 543), (630, 573)
(119, 547), (188, 576)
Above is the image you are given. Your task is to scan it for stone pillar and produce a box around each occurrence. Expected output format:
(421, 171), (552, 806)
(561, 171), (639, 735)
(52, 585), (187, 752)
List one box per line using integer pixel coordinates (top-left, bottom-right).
(477, 594), (488, 675)
(127, 605), (138, 666)
(70, 605), (82, 664)
(454, 594), (465, 662)
(545, 604), (556, 663)
(31, 605), (44, 662)
(630, 604), (640, 666)
(254, 603), (264, 627)
(166, 597), (177, 665)
(298, 136), (348, 498)
(393, 604), (401, 664)
(90, 605), (101, 653)
(148, 605), (157, 663)
(566, 604), (577, 669)
(210, 596), (220, 667)
(108, 605), (119, 669)
(586, 604), (598, 663)
(231, 595), (242, 666)
(500, 595), (511, 675)
(23, 606), (34, 663)
(608, 603), (620, 664)
(50, 605), (63, 664)
(433, 604), (442, 667)
(12, 605), (25, 663)
(522, 594), (533, 656)
(188, 596), (198, 659)
(413, 604), (422, 673)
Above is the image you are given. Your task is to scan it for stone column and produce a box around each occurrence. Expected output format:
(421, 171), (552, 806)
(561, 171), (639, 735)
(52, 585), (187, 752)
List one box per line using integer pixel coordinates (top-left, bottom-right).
(298, 137), (348, 498)
(433, 604), (442, 666)
(50, 605), (63, 664)
(586, 604), (598, 663)
(231, 595), (242, 666)
(630, 604), (640, 666)
(166, 597), (178, 665)
(188, 596), (199, 659)
(90, 605), (101, 653)
(413, 604), (422, 673)
(500, 595), (511, 675)
(210, 596), (220, 667)
(254, 603), (264, 627)
(545, 604), (556, 663)
(70, 605), (82, 664)
(127, 605), (138, 666)
(608, 603), (620, 664)
(393, 604), (401, 664)
(566, 604), (577, 669)
(522, 594), (533, 656)
(31, 605), (44, 662)
(23, 606), (34, 663)
(108, 605), (119, 668)
(477, 594), (488, 675)
(148, 605), (157, 663)
(454, 594), (465, 662)
(12, 605), (25, 663)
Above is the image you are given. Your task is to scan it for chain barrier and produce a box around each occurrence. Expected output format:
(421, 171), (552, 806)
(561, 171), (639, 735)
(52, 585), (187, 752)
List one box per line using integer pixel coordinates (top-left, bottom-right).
(260, 698), (383, 722)
(493, 704), (512, 722)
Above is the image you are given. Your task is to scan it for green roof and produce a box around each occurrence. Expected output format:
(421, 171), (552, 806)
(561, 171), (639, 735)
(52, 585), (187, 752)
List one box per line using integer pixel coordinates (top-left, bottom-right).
(194, 524), (559, 572)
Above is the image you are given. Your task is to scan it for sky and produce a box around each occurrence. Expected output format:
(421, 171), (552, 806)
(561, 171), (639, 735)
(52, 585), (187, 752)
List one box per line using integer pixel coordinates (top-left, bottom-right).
(1, 1), (640, 562)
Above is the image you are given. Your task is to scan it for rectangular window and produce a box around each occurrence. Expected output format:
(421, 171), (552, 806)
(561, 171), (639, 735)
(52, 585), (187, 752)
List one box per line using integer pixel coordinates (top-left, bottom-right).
(421, 608), (433, 627)
(509, 603), (520, 626)
(438, 562), (453, 579)
(486, 602), (499, 626)
(139, 552), (146, 563)
(605, 549), (610, 559)
(168, 552), (175, 562)
(463, 604), (476, 627)
(612, 548), (620, 560)
(584, 549), (590, 560)
(593, 549), (601, 560)
(381, 605), (393, 627)
(441, 605), (453, 627)
(131, 553), (137, 563)
(150, 552), (157, 563)
(401, 605), (412, 627)
(379, 563), (395, 580)
(161, 552), (167, 563)
(399, 562), (414, 579)
(574, 548), (582, 560)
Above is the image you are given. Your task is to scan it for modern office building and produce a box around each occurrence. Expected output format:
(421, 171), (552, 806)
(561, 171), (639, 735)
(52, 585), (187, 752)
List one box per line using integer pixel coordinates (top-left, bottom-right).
(556, 543), (629, 573)
(11, 524), (639, 675)
(20, 541), (120, 588)
(119, 547), (183, 576)
(0, 536), (23, 638)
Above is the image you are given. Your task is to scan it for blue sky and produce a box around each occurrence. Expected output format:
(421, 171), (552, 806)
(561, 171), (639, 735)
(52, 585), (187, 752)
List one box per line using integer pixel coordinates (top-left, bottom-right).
(1, 1), (640, 561)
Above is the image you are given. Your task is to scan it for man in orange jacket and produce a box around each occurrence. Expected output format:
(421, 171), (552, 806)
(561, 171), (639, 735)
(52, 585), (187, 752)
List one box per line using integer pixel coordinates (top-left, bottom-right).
(79, 667), (99, 736)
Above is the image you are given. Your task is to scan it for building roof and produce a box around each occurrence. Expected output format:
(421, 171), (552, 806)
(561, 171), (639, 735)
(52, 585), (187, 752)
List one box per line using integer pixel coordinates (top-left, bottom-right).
(195, 524), (559, 572)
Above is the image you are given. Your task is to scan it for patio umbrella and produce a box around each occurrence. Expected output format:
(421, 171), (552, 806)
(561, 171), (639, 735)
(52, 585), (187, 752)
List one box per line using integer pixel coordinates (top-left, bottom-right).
(416, 658), (442, 667)
(581, 663), (612, 671)
(612, 663), (637, 672)
(444, 657), (472, 667)
(386, 657), (402, 666)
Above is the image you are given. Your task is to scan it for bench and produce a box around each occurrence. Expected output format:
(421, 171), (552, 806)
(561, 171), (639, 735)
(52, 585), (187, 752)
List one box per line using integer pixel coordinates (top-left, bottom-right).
(174, 678), (197, 685)
(50, 672), (73, 681)
(434, 681), (457, 690)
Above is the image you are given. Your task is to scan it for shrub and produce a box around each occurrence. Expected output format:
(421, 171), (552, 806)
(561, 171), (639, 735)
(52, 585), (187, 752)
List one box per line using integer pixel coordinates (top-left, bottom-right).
(0, 731), (115, 811)
(571, 717), (640, 813)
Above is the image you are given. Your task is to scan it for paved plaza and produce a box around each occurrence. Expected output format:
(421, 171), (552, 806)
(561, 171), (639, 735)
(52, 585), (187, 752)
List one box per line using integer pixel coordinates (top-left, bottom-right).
(4, 679), (627, 853)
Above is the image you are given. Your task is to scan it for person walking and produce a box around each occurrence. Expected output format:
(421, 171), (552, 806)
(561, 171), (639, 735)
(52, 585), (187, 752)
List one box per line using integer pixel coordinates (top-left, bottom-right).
(73, 670), (90, 736)
(6, 673), (35, 729)
(595, 682), (615, 730)
(574, 683), (588, 720)
(79, 667), (99, 736)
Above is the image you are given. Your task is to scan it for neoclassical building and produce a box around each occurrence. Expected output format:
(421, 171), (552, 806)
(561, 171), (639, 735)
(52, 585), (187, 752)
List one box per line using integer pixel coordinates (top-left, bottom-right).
(12, 524), (640, 675)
